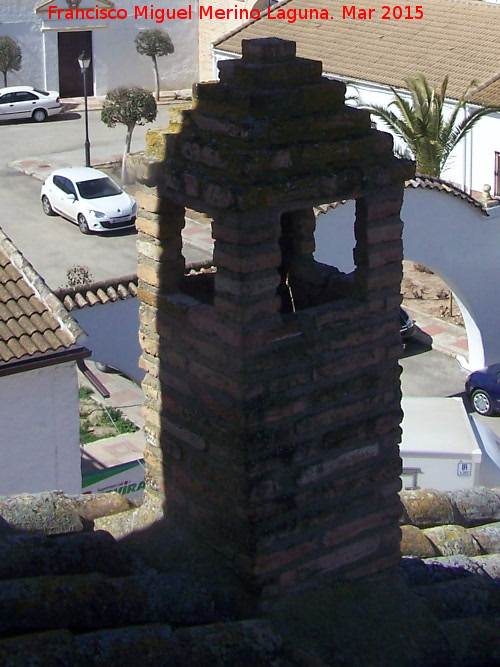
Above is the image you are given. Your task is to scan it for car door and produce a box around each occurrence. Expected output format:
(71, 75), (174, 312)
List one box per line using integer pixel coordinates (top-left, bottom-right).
(57, 176), (79, 221)
(50, 175), (77, 220)
(0, 93), (20, 120)
(12, 91), (41, 119)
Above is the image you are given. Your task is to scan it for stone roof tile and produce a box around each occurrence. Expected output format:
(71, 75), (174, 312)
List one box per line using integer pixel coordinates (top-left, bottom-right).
(0, 487), (499, 663)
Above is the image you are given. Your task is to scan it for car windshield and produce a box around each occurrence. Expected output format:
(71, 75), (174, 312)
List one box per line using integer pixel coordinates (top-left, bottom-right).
(76, 177), (122, 199)
(33, 88), (49, 96)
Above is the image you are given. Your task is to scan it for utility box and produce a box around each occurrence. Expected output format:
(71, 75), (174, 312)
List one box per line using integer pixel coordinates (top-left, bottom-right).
(400, 397), (484, 491)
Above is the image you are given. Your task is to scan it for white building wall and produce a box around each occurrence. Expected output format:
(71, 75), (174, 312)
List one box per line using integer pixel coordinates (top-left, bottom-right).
(1, 1), (198, 94)
(0, 362), (81, 496)
(69, 298), (144, 384)
(314, 189), (500, 370)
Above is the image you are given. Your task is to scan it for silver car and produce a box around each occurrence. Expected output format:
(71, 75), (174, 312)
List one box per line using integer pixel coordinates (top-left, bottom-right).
(0, 86), (62, 122)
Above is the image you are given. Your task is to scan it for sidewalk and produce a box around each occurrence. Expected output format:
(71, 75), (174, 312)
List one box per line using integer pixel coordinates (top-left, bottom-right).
(404, 305), (468, 360)
(79, 362), (146, 474)
(60, 90), (191, 113)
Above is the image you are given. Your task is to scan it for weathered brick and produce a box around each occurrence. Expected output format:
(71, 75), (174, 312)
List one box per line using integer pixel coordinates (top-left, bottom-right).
(139, 351), (159, 377)
(214, 245), (282, 274)
(160, 416), (207, 451)
(135, 188), (162, 213)
(254, 537), (319, 576)
(135, 38), (407, 595)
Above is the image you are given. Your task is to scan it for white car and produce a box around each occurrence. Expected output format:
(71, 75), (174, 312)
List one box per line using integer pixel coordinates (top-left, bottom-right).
(0, 86), (62, 122)
(41, 167), (137, 234)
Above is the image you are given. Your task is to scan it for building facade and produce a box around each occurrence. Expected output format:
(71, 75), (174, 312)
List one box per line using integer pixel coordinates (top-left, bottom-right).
(1, 1), (198, 97)
(213, 0), (500, 198)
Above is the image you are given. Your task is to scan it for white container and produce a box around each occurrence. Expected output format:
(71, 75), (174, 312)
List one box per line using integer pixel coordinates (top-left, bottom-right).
(400, 397), (483, 491)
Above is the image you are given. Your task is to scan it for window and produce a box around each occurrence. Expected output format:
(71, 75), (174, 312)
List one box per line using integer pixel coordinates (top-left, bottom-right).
(14, 92), (38, 102)
(53, 176), (76, 196)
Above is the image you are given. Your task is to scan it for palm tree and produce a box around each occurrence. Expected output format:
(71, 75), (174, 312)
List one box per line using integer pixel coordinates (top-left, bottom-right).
(361, 74), (500, 177)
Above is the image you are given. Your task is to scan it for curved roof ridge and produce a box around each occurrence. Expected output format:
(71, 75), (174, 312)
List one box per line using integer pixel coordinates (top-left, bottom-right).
(315, 176), (489, 217)
(406, 175), (488, 214)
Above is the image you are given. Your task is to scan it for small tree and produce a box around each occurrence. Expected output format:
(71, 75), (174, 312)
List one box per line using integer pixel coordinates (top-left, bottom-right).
(101, 86), (157, 184)
(135, 29), (174, 101)
(0, 36), (22, 86)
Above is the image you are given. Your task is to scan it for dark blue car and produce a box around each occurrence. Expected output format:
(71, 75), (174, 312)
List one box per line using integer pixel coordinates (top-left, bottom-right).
(465, 363), (500, 416)
(400, 307), (415, 342)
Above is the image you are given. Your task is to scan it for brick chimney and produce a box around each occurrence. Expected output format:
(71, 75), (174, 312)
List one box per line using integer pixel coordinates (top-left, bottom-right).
(136, 38), (414, 596)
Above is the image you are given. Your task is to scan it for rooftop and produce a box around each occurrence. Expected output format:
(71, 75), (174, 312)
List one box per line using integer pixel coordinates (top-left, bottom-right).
(214, 0), (500, 105)
(0, 229), (85, 370)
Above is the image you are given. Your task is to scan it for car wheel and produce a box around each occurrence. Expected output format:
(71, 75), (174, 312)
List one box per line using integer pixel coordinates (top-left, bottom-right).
(41, 195), (55, 216)
(32, 108), (47, 123)
(78, 214), (90, 235)
(95, 362), (110, 372)
(471, 389), (494, 416)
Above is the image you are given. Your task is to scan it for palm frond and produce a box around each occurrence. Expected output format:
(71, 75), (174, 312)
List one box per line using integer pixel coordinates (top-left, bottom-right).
(361, 73), (500, 177)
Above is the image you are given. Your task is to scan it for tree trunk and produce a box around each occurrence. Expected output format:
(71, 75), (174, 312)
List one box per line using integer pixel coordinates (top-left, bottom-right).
(121, 123), (135, 185)
(152, 55), (160, 101)
(3, 71), (7, 86)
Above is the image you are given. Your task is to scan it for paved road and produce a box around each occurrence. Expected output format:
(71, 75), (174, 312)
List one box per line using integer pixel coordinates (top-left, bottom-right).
(0, 105), (196, 289)
(400, 334), (500, 442)
(400, 337), (468, 399)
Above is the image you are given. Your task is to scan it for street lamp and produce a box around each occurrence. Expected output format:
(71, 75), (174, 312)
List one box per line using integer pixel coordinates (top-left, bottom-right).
(77, 51), (91, 167)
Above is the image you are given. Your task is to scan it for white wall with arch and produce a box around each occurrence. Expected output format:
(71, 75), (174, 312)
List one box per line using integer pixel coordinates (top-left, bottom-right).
(314, 188), (500, 371)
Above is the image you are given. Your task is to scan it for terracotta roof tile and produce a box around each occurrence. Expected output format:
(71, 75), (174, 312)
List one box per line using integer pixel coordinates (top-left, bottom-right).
(0, 267), (10, 285)
(0, 341), (14, 362)
(96, 288), (109, 303)
(0, 304), (11, 323)
(27, 296), (46, 315)
(0, 238), (85, 366)
(7, 338), (27, 359)
(4, 263), (21, 282)
(56, 275), (140, 311)
(43, 330), (65, 350)
(471, 77), (500, 107)
(18, 334), (40, 357)
(5, 318), (26, 340)
(41, 311), (60, 331)
(86, 292), (100, 306)
(0, 284), (12, 304)
(54, 328), (74, 346)
(4, 279), (24, 301)
(215, 0), (500, 104)
(30, 332), (50, 353)
(406, 175), (487, 212)
(5, 299), (25, 320)
(0, 321), (12, 341)
(16, 315), (36, 336)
